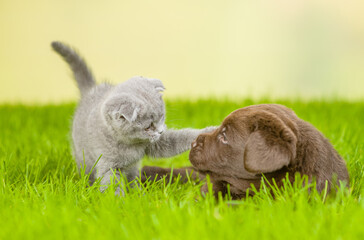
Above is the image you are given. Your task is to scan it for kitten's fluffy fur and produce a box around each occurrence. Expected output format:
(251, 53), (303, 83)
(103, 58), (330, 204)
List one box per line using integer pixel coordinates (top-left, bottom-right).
(52, 41), (214, 194)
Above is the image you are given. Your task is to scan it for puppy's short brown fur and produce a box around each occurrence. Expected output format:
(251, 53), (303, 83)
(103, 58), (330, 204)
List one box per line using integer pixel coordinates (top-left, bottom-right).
(142, 104), (349, 199)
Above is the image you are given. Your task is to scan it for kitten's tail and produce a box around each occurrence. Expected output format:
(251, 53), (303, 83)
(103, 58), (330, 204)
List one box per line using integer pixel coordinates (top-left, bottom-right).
(51, 41), (96, 96)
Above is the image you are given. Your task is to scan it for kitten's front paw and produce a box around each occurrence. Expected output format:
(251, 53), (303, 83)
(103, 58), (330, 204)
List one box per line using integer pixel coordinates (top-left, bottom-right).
(114, 186), (126, 197)
(99, 185), (125, 196)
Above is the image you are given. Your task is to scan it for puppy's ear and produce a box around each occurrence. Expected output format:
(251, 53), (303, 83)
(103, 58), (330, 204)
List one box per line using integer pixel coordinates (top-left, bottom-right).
(244, 111), (297, 173)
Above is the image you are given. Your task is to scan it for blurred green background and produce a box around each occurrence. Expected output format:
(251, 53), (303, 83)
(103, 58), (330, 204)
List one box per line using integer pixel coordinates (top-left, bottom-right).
(0, 0), (363, 103)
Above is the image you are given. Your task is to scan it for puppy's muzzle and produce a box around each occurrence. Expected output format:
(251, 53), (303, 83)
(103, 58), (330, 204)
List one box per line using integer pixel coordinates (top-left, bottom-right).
(191, 134), (206, 149)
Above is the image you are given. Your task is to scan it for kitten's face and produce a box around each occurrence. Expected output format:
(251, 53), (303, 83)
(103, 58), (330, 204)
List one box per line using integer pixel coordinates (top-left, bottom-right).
(128, 110), (166, 143)
(110, 102), (166, 144)
(103, 77), (166, 144)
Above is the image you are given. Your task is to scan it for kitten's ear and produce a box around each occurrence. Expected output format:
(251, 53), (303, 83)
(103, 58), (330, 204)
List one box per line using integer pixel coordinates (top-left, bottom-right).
(148, 78), (165, 94)
(102, 94), (140, 123)
(118, 105), (139, 123)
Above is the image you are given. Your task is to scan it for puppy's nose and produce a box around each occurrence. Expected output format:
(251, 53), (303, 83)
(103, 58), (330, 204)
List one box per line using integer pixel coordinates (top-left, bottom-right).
(192, 135), (205, 147)
(196, 134), (205, 142)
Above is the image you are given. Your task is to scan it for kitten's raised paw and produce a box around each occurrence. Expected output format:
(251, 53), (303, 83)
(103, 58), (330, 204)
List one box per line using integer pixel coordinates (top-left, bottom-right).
(202, 126), (218, 133)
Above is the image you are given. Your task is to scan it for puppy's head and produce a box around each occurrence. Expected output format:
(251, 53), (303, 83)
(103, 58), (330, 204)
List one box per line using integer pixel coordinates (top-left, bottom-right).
(189, 106), (298, 179)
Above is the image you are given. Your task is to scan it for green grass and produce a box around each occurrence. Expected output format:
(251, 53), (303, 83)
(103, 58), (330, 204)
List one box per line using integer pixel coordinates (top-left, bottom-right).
(0, 99), (363, 240)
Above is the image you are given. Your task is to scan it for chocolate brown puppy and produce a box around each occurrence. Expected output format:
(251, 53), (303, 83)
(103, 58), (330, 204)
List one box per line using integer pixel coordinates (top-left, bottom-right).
(142, 104), (349, 199)
(189, 104), (349, 198)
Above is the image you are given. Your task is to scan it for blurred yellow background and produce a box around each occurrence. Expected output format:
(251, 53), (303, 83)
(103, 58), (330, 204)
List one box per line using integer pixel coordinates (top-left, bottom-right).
(0, 0), (363, 103)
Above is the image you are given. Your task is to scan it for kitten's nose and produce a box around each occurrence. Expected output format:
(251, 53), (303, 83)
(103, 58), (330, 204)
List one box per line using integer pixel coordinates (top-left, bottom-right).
(158, 127), (165, 135)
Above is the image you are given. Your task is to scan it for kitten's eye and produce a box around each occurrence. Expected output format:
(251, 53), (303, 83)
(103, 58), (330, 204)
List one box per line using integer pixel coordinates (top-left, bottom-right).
(145, 123), (154, 131)
(218, 132), (228, 144)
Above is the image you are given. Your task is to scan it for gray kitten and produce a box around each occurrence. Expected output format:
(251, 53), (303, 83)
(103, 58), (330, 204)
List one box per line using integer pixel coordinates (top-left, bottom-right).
(51, 41), (214, 194)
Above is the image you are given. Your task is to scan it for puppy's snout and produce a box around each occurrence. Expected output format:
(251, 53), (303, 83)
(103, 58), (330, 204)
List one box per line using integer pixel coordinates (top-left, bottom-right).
(192, 134), (206, 149)
(197, 134), (206, 143)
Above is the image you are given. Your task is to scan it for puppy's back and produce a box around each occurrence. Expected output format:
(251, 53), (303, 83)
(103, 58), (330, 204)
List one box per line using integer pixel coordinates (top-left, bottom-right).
(293, 117), (349, 191)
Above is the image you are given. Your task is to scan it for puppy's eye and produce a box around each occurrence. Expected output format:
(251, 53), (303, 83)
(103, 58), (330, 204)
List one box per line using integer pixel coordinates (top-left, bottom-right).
(218, 132), (228, 144)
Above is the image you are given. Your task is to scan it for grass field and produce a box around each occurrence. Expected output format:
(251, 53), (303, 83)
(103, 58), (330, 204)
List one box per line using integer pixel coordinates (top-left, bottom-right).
(0, 99), (363, 239)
